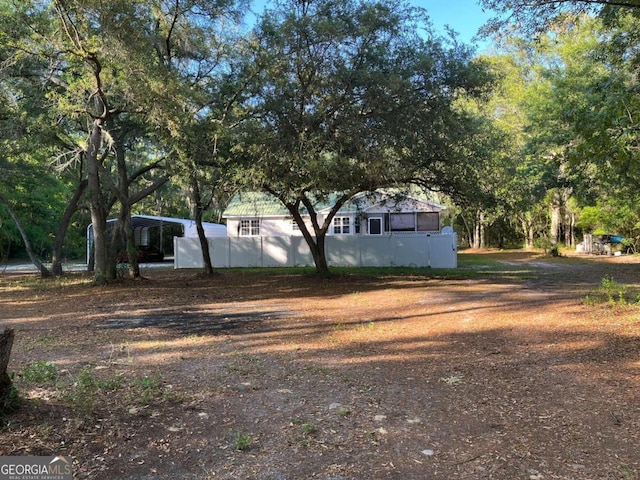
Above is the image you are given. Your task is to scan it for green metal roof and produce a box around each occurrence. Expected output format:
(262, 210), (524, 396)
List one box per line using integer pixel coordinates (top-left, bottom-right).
(223, 192), (289, 217)
(223, 191), (373, 217)
(223, 189), (444, 218)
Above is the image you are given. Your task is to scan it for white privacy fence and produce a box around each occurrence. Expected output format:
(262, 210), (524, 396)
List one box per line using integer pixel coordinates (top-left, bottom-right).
(174, 233), (457, 269)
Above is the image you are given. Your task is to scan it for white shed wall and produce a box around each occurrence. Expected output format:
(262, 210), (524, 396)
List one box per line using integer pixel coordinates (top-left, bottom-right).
(226, 218), (294, 237)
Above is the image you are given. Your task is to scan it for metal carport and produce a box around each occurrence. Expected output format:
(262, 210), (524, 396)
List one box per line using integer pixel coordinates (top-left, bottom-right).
(86, 215), (227, 265)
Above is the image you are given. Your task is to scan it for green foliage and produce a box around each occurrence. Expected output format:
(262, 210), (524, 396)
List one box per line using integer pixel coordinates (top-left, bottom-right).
(96, 376), (124, 392)
(533, 237), (560, 255)
(1, 0), (245, 277)
(23, 364), (168, 420)
(468, 12), (640, 250)
(21, 361), (58, 384)
(64, 366), (98, 419)
(584, 275), (638, 307)
(241, 0), (494, 196)
(289, 419), (318, 446)
(234, 433), (253, 451)
(60, 369), (128, 419)
(301, 422), (317, 436)
(136, 373), (165, 405)
(0, 157), (71, 261)
(599, 276), (631, 306)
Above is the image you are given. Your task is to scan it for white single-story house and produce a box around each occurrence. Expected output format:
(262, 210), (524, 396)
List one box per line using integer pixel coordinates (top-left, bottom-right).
(222, 189), (447, 237)
(173, 190), (457, 269)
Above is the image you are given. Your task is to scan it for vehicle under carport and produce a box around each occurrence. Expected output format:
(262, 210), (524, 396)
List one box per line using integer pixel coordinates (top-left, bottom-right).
(86, 215), (227, 266)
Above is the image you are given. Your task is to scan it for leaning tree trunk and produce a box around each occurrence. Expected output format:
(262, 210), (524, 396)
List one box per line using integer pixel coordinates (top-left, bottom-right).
(0, 192), (51, 278)
(0, 328), (17, 415)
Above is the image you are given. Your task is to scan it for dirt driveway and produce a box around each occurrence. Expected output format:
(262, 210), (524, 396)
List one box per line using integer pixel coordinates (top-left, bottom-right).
(1, 251), (639, 479)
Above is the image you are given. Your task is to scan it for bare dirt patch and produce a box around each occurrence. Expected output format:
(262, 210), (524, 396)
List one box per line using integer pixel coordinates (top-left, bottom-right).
(1, 251), (639, 479)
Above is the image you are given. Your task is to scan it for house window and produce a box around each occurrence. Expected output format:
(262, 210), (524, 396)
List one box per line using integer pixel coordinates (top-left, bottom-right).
(417, 212), (439, 231)
(333, 217), (350, 234)
(240, 219), (260, 236)
(390, 213), (416, 232)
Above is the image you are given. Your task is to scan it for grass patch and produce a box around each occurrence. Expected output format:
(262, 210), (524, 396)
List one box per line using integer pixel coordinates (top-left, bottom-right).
(584, 276), (640, 307)
(234, 433), (253, 451)
(16, 362), (170, 420)
(216, 258), (530, 280)
(62, 366), (99, 419)
(1, 273), (93, 295)
(21, 361), (58, 384)
(136, 373), (166, 405)
(289, 419), (318, 447)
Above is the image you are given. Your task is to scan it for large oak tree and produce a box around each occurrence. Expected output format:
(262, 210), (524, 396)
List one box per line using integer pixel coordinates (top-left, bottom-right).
(233, 0), (495, 274)
(1, 0), (243, 282)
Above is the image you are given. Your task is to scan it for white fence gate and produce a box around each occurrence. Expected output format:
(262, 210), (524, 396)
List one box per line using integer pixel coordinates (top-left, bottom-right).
(174, 233), (457, 269)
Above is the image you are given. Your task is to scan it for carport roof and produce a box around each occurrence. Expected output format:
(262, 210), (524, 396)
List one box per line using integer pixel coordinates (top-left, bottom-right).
(107, 215), (195, 230)
(88, 215), (226, 238)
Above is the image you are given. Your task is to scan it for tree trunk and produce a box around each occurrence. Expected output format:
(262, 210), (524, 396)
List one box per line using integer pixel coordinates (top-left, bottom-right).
(189, 172), (214, 275)
(309, 232), (329, 275)
(472, 210), (484, 249)
(567, 211), (575, 247)
(289, 201), (331, 275)
(87, 119), (108, 285)
(0, 191), (51, 278)
(459, 214), (473, 248)
(550, 190), (562, 246)
(107, 206), (139, 279)
(114, 138), (140, 279)
(0, 328), (17, 414)
(297, 221), (330, 275)
(520, 214), (535, 250)
(472, 222), (479, 249)
(124, 212), (140, 278)
(51, 179), (87, 276)
(107, 217), (122, 279)
(195, 206), (214, 275)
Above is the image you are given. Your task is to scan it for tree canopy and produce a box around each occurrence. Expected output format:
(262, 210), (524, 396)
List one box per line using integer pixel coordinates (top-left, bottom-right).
(6, 0), (640, 276)
(230, 0), (495, 272)
(480, 0), (640, 38)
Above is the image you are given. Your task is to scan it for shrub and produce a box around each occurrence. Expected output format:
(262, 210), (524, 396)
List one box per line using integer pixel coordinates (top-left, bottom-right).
(21, 361), (58, 384)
